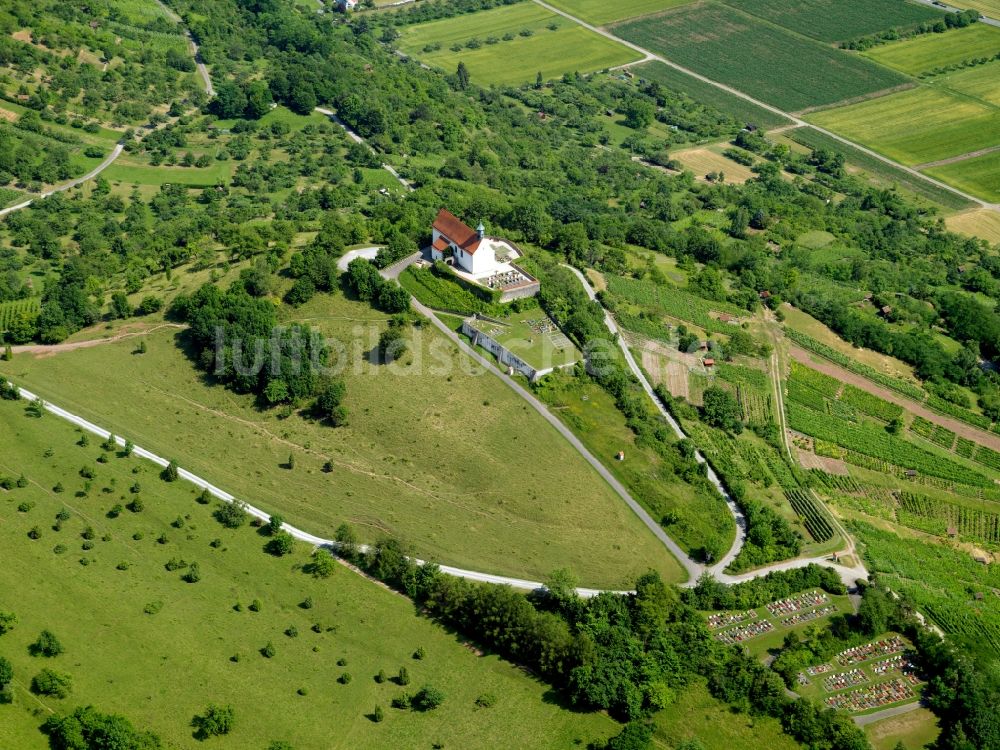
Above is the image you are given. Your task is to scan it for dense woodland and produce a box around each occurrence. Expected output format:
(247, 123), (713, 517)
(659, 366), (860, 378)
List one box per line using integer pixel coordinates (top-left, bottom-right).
(2, 0), (1000, 748)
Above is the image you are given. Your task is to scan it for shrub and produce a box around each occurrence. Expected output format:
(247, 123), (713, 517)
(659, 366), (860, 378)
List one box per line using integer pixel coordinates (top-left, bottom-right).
(192, 704), (235, 739)
(412, 685), (445, 711)
(31, 668), (71, 698)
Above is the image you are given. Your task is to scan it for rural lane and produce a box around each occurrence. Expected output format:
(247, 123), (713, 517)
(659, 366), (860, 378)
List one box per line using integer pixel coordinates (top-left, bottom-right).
(315, 107), (413, 192)
(0, 143), (125, 219)
(562, 264), (868, 587)
(152, 0), (214, 95)
(532, 0), (999, 213)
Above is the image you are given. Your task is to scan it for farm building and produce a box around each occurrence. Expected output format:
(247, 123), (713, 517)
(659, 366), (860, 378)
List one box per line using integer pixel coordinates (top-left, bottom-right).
(430, 209), (539, 301)
(335, 0), (357, 10)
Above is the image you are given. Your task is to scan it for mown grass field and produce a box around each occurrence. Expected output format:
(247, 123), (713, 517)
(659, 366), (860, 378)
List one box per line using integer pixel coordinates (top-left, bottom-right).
(925, 149), (1000, 203)
(0, 399), (619, 749)
(396, 3), (640, 85)
(716, 0), (940, 42)
(946, 208), (1000, 244)
(614, 1), (910, 111)
(865, 707), (940, 750)
(863, 24), (1000, 76)
(672, 143), (757, 183)
(939, 59), (1000, 105)
(784, 127), (974, 211)
(0, 292), (684, 588)
(101, 156), (235, 187)
(634, 61), (791, 129)
(545, 0), (694, 25)
(806, 87), (1000, 166)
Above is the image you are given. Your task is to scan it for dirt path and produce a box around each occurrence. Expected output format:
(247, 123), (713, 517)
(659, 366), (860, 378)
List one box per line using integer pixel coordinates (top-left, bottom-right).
(789, 344), (1000, 452)
(915, 144), (1000, 170)
(12, 323), (186, 356)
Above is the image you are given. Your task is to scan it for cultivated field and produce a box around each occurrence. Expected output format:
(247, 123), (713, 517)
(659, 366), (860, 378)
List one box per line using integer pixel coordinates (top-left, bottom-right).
(863, 24), (1000, 76)
(614, 1), (910, 111)
(946, 209), (1000, 244)
(634, 61), (791, 129)
(0, 400), (618, 749)
(396, 3), (641, 86)
(716, 0), (940, 43)
(925, 150), (1000, 203)
(545, 0), (695, 25)
(955, 0), (1000, 16)
(0, 293), (684, 588)
(806, 87), (1000, 166)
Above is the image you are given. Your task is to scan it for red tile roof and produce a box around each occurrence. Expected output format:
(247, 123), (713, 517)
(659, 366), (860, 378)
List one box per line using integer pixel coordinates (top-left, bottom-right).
(432, 236), (450, 252)
(433, 208), (482, 255)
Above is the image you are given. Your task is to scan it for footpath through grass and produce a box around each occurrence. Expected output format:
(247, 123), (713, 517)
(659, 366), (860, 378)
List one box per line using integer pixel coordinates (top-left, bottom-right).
(0, 398), (618, 749)
(0, 292), (685, 588)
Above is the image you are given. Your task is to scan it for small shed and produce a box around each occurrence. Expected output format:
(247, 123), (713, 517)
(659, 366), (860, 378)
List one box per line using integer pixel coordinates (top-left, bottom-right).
(615, 451), (625, 462)
(881, 305), (893, 316)
(905, 469), (917, 477)
(704, 358), (715, 367)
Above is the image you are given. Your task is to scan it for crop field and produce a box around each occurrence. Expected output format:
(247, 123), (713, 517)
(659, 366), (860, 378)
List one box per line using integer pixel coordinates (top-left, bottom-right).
(614, 2), (909, 112)
(546, 0), (694, 25)
(0, 298), (40, 332)
(716, 0), (940, 43)
(0, 293), (684, 588)
(947, 209), (1000, 244)
(785, 127), (975, 211)
(0, 399), (617, 750)
(806, 87), (1000, 166)
(849, 520), (1000, 658)
(955, 0), (1000, 16)
(605, 274), (746, 335)
(864, 24), (1000, 76)
(926, 150), (1000, 203)
(396, 3), (641, 86)
(635, 62), (791, 129)
(786, 401), (990, 487)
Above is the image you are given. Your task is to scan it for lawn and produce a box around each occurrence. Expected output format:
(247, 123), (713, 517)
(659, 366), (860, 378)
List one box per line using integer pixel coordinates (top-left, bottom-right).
(865, 706), (941, 750)
(785, 126), (975, 211)
(545, 0), (694, 25)
(863, 24), (1000, 76)
(925, 149), (1000, 203)
(0, 292), (685, 588)
(805, 87), (1000, 166)
(653, 679), (800, 750)
(614, 1), (910, 112)
(716, 0), (940, 42)
(672, 143), (757, 183)
(101, 156), (235, 187)
(533, 370), (736, 559)
(0, 399), (619, 749)
(470, 309), (582, 372)
(396, 3), (641, 85)
(634, 62), (792, 129)
(938, 59), (1000, 106)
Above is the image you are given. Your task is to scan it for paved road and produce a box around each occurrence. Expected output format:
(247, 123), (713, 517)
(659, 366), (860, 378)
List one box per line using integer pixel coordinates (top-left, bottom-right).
(336, 246), (380, 271)
(315, 107), (412, 192)
(0, 143), (125, 218)
(563, 265), (868, 588)
(383, 253), (706, 584)
(853, 699), (924, 727)
(532, 0), (999, 212)
(152, 0), (214, 95)
(561, 264), (749, 573)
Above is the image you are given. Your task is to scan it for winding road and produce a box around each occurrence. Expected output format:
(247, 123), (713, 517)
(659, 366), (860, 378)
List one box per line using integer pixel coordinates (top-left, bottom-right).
(531, 0), (1000, 212)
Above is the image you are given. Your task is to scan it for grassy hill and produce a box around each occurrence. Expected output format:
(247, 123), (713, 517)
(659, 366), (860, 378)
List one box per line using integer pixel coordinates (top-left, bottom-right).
(0, 395), (619, 749)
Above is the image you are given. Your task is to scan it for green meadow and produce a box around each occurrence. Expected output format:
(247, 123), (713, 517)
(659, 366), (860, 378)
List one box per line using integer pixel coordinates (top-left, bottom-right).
(0, 292), (685, 588)
(545, 0), (695, 26)
(396, 3), (641, 85)
(863, 24), (1000, 76)
(925, 150), (1000, 203)
(806, 87), (1000, 166)
(0, 397), (618, 749)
